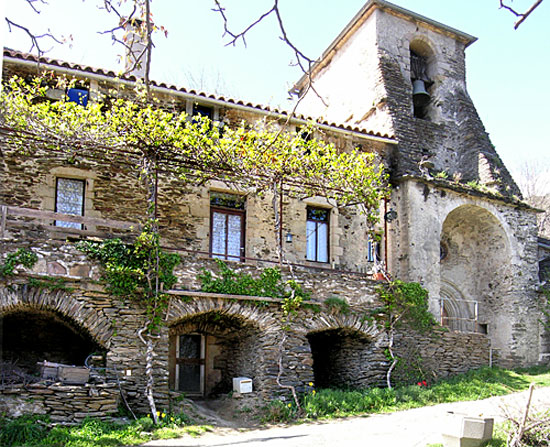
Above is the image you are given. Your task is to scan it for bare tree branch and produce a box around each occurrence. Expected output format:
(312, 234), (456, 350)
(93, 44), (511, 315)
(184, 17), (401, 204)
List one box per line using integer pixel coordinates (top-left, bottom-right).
(517, 161), (550, 237)
(211, 0), (327, 109)
(25, 0), (48, 14)
(5, 18), (62, 56)
(500, 0), (544, 29)
(5, 0), (63, 56)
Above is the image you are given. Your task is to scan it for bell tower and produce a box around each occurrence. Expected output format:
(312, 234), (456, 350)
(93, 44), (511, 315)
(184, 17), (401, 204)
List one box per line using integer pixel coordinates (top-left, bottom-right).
(294, 0), (520, 197)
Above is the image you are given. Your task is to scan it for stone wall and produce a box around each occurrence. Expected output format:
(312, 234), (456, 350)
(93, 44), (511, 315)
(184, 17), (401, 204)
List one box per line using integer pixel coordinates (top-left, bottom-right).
(0, 383), (119, 423)
(394, 329), (491, 383)
(0, 254), (493, 416)
(388, 179), (541, 366)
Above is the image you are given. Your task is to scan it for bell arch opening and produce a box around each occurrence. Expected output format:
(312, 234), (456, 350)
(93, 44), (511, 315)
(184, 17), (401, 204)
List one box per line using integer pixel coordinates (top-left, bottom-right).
(168, 311), (263, 398)
(0, 308), (105, 378)
(409, 38), (437, 120)
(306, 328), (382, 389)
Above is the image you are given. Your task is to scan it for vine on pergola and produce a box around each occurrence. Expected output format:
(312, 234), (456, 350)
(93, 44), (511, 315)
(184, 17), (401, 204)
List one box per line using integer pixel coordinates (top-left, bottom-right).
(0, 74), (389, 417)
(1, 75), (388, 220)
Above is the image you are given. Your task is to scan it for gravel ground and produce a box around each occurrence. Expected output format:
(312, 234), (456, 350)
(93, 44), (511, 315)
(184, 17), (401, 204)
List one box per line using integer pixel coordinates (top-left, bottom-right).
(143, 386), (550, 447)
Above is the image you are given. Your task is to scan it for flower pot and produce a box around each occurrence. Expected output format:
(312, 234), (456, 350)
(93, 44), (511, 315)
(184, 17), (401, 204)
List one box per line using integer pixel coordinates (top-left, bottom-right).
(372, 272), (385, 281)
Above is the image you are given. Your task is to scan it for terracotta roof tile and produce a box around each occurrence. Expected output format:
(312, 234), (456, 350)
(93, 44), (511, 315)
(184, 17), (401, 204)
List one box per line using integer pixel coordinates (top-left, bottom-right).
(3, 48), (394, 140)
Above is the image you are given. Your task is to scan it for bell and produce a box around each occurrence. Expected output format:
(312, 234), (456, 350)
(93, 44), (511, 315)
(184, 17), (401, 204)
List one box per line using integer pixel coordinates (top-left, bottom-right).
(412, 79), (430, 107)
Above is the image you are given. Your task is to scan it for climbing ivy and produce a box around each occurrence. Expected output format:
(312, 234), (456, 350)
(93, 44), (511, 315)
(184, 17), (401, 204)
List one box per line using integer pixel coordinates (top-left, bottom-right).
(197, 260), (310, 316)
(77, 226), (181, 330)
(375, 280), (437, 389)
(0, 248), (38, 277)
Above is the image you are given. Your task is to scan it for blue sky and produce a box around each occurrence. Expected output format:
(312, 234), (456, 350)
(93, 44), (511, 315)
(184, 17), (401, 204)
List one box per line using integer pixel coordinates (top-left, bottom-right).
(4, 0), (550, 183)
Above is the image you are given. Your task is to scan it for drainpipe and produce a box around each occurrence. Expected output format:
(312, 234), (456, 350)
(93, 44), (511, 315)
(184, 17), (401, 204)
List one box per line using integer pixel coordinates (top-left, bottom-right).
(384, 198), (389, 271)
(279, 180), (284, 254)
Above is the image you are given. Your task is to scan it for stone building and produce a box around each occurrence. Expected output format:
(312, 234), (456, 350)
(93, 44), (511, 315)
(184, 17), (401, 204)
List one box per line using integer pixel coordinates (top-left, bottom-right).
(0, 0), (546, 420)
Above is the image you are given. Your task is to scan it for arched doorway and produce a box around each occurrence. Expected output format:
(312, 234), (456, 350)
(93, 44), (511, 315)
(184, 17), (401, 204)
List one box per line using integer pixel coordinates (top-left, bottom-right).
(169, 311), (263, 397)
(306, 328), (381, 389)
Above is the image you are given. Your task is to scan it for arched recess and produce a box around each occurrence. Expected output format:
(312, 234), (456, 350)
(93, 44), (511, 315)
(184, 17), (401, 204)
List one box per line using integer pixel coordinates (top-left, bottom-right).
(409, 36), (438, 120)
(306, 328), (383, 389)
(1, 308), (105, 375)
(0, 285), (113, 347)
(168, 310), (265, 398)
(440, 205), (511, 334)
(302, 314), (384, 389)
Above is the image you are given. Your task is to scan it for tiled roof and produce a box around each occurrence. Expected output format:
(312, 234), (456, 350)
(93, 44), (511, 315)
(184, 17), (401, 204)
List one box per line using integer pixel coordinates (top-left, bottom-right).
(3, 48), (394, 141)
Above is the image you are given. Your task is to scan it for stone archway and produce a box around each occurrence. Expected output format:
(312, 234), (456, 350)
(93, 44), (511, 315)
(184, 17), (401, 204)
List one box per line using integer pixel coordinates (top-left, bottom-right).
(440, 205), (511, 337)
(1, 308), (104, 375)
(302, 314), (385, 389)
(306, 328), (384, 389)
(166, 299), (277, 397)
(0, 285), (112, 377)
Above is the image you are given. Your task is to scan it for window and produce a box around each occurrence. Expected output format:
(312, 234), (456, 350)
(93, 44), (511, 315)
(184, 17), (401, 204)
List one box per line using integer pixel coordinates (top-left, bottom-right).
(192, 104), (213, 120)
(55, 178), (85, 229)
(306, 207), (329, 263)
(210, 193), (245, 261)
(367, 239), (380, 262)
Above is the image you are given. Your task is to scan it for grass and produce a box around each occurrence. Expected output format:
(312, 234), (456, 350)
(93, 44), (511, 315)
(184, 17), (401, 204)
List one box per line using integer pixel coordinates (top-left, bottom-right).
(2, 366), (549, 446)
(0, 414), (212, 447)
(300, 366), (550, 420)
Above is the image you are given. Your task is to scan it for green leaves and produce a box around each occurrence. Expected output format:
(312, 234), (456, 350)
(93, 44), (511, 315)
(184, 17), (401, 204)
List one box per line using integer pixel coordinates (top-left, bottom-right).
(1, 75), (389, 233)
(198, 259), (285, 298)
(0, 248), (38, 277)
(376, 280), (436, 332)
(197, 260), (310, 316)
(77, 233), (181, 332)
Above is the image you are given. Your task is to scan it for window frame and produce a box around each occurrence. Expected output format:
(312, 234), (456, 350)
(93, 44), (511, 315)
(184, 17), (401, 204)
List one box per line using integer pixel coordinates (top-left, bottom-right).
(306, 206), (330, 263)
(209, 205), (246, 262)
(54, 177), (86, 229)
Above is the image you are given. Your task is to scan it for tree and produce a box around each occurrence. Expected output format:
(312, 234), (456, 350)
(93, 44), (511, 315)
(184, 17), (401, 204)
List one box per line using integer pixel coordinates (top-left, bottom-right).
(516, 161), (550, 238)
(499, 0), (545, 28)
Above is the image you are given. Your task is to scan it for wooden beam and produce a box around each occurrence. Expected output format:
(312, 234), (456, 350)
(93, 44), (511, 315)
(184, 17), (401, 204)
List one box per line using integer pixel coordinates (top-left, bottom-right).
(4, 205), (139, 230)
(167, 289), (282, 303)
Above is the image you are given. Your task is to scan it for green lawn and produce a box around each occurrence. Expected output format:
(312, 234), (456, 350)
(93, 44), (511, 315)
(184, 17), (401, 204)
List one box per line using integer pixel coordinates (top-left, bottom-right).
(2, 366), (549, 446)
(299, 366), (550, 420)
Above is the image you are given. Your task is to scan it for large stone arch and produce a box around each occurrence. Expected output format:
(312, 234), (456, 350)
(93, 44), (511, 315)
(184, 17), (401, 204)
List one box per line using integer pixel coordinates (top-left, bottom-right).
(440, 204), (512, 343)
(0, 285), (113, 347)
(166, 297), (280, 397)
(166, 297), (280, 333)
(303, 314), (385, 389)
(0, 285), (112, 376)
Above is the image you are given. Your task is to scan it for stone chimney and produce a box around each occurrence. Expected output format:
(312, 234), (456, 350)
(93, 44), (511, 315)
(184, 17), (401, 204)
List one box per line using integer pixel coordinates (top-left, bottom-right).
(121, 17), (147, 78)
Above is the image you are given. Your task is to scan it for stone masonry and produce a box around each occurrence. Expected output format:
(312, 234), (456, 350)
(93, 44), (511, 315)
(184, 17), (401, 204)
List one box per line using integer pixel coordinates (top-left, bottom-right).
(0, 0), (546, 423)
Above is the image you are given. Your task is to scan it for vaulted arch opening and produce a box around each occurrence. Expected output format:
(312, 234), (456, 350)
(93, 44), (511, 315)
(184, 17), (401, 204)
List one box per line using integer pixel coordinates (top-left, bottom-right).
(440, 205), (510, 335)
(168, 311), (263, 397)
(306, 328), (382, 389)
(0, 308), (104, 378)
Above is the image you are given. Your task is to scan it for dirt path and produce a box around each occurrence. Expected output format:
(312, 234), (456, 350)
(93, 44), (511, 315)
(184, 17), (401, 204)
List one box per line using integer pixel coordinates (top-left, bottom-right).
(143, 387), (550, 447)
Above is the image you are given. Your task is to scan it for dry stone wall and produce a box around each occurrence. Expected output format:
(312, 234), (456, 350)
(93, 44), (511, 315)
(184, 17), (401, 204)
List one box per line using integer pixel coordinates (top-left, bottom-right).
(0, 246), (492, 417)
(0, 383), (119, 423)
